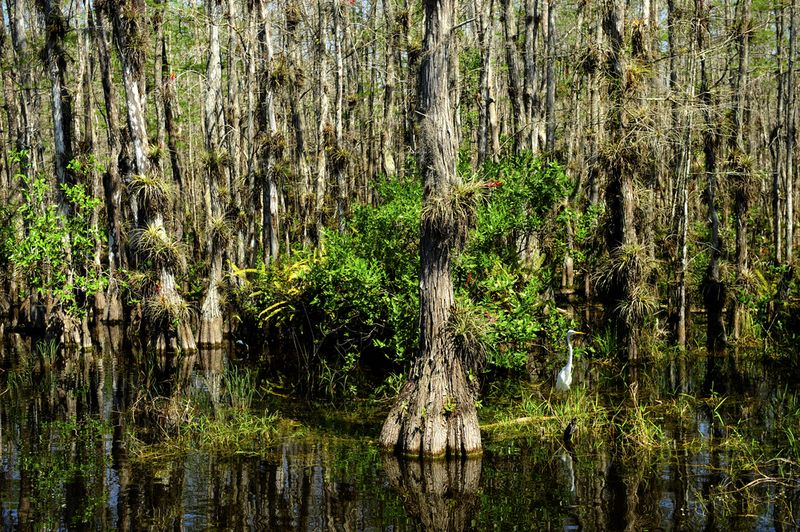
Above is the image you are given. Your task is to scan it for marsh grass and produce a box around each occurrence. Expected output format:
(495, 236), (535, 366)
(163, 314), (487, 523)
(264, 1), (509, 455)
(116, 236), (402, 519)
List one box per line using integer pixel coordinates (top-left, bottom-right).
(35, 339), (59, 370)
(128, 400), (283, 460)
(224, 366), (256, 411)
(479, 372), (792, 461)
(128, 365), (284, 460)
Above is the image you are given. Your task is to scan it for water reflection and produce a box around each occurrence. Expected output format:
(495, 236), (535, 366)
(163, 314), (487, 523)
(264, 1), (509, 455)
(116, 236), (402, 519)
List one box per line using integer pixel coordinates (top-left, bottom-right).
(382, 455), (481, 531)
(1, 330), (800, 529)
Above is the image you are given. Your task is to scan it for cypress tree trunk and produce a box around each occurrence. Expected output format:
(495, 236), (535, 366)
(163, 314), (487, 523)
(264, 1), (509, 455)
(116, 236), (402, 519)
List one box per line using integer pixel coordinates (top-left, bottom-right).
(523, 0), (541, 154)
(7, 0), (38, 175)
(199, 0), (226, 348)
(93, 4), (125, 322)
(476, 0), (499, 163)
(785, 0), (796, 264)
(111, 0), (196, 353)
(602, 0), (643, 360)
(285, 1), (313, 247)
(545, 0), (556, 153)
(501, 0), (526, 153)
(256, 0), (281, 263)
(332, 0), (347, 234)
(380, 0), (481, 458)
(731, 0), (751, 340)
(697, 0), (726, 351)
(313, 1), (330, 246)
(39, 0), (87, 345)
(381, 0), (399, 176)
(773, 8), (785, 264)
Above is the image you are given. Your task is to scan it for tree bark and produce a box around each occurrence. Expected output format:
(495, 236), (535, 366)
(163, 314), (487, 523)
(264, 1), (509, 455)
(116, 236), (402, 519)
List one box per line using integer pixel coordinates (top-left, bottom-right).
(313, 1), (330, 246)
(523, 0), (541, 154)
(92, 4), (125, 322)
(286, 1), (313, 247)
(602, 0), (645, 360)
(111, 0), (196, 353)
(731, 0), (751, 340)
(199, 0), (226, 347)
(785, 0), (796, 264)
(256, 0), (280, 263)
(39, 0), (74, 192)
(332, 0), (348, 233)
(476, 0), (499, 163)
(545, 0), (556, 153)
(676, 34), (696, 350)
(380, 0), (482, 458)
(7, 0), (39, 174)
(697, 0), (726, 351)
(773, 8), (785, 264)
(501, 0), (527, 152)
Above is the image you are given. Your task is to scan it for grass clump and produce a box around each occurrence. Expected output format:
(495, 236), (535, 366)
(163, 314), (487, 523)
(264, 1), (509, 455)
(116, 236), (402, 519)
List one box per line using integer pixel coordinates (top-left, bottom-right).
(128, 365), (294, 459)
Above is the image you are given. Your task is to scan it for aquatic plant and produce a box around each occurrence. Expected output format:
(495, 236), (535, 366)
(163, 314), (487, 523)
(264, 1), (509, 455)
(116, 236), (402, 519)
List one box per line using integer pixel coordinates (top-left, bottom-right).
(223, 366), (257, 411)
(35, 339), (59, 370)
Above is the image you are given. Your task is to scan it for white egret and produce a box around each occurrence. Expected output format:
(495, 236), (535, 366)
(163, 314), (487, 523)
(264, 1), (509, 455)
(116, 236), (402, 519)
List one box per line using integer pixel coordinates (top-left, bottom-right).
(555, 329), (584, 392)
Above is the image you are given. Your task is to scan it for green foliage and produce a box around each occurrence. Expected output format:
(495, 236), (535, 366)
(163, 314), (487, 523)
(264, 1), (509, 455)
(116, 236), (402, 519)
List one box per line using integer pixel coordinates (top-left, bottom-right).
(464, 153), (572, 269)
(244, 176), (421, 396)
(457, 153), (573, 372)
(243, 154), (574, 394)
(224, 366), (257, 411)
(2, 152), (106, 317)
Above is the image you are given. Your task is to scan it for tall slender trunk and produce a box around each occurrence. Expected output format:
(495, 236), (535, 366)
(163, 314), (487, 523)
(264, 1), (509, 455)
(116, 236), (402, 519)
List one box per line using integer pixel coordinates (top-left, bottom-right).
(152, 0), (167, 176)
(39, 0), (74, 191)
(111, 0), (196, 353)
(199, 0), (226, 347)
(257, 0), (280, 263)
(286, 1), (312, 246)
(523, 0), (541, 153)
(603, 0), (642, 359)
(731, 0), (751, 339)
(697, 0), (726, 351)
(0, 3), (14, 197)
(39, 0), (85, 344)
(226, 0), (246, 268)
(773, 8), (785, 264)
(676, 17), (697, 350)
(476, 0), (499, 163)
(8, 0), (37, 174)
(501, 0), (526, 152)
(545, 0), (556, 153)
(785, 0), (796, 264)
(245, 1), (259, 262)
(92, 4), (125, 322)
(314, 1), (330, 246)
(332, 0), (347, 233)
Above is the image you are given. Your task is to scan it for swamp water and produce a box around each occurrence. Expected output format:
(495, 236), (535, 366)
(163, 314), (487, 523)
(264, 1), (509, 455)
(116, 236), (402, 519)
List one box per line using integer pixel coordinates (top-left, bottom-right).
(1, 328), (799, 530)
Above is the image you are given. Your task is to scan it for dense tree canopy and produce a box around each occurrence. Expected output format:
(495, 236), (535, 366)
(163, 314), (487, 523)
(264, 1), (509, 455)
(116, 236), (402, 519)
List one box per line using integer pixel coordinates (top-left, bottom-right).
(0, 0), (799, 377)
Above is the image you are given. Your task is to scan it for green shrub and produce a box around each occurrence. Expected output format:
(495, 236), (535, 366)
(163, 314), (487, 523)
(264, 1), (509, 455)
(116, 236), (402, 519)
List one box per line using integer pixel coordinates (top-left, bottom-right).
(2, 152), (106, 317)
(456, 153), (573, 372)
(246, 177), (421, 396)
(245, 155), (575, 395)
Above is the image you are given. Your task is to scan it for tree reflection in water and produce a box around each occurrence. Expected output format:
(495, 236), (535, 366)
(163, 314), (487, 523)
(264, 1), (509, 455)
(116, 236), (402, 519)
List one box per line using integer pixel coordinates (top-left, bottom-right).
(2, 329), (800, 529)
(382, 454), (482, 531)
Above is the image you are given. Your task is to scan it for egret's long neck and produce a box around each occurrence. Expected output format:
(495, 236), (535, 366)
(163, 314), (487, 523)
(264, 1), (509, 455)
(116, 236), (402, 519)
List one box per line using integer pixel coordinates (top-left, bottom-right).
(566, 338), (573, 368)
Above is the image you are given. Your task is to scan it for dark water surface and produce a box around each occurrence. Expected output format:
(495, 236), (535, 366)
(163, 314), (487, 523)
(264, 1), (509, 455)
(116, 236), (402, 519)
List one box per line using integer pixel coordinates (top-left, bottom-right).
(1, 328), (799, 530)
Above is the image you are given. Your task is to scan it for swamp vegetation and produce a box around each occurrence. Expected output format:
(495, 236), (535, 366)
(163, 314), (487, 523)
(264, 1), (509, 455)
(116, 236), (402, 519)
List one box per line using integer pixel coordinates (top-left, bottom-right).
(2, 0), (800, 527)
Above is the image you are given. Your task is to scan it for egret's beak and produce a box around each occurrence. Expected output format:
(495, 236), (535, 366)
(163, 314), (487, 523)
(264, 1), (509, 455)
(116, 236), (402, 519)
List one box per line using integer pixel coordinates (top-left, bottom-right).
(573, 331), (585, 335)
